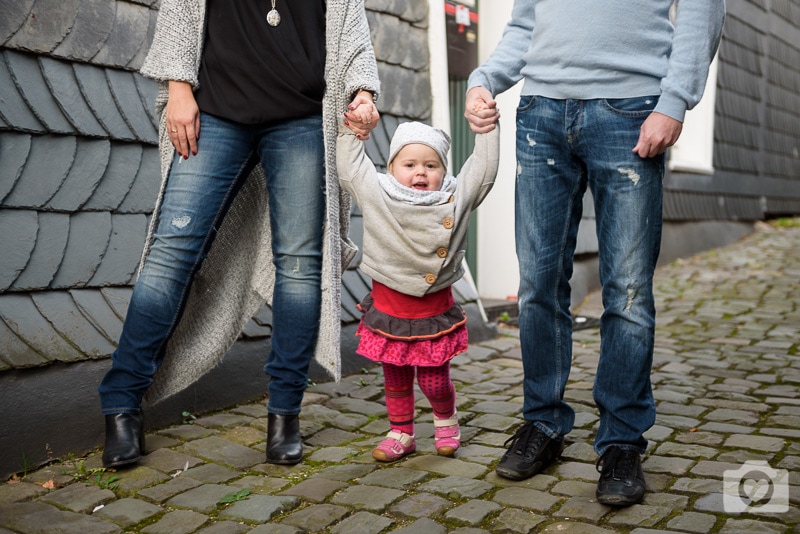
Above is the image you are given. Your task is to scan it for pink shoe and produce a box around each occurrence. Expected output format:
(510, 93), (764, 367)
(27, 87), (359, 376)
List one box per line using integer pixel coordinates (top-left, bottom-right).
(372, 431), (416, 462)
(434, 411), (460, 457)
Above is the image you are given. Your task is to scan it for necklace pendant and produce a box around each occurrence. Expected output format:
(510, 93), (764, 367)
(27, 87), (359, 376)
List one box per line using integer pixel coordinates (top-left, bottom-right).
(266, 8), (281, 26)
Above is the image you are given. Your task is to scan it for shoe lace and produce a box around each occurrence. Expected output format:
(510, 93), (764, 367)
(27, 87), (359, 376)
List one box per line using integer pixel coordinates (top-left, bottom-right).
(503, 422), (547, 456)
(596, 447), (637, 480)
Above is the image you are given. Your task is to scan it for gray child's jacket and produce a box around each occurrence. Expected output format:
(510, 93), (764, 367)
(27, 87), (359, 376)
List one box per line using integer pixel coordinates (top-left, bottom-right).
(337, 125), (500, 298)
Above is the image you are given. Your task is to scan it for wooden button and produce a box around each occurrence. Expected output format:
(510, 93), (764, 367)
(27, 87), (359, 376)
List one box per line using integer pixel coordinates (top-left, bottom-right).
(436, 247), (448, 258)
(424, 273), (437, 284)
(442, 217), (454, 229)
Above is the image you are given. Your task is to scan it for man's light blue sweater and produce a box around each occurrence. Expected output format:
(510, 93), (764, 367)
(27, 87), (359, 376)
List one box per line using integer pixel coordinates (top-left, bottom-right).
(468, 0), (725, 122)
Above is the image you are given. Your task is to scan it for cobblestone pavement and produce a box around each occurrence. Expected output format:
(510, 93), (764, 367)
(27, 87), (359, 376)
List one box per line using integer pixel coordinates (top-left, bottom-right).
(2, 220), (799, 533)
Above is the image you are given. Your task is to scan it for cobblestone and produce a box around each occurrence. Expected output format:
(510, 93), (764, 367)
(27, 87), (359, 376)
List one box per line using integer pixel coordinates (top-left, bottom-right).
(389, 492), (450, 518)
(93, 498), (163, 527)
(278, 478), (347, 502)
(445, 499), (501, 525)
(217, 495), (299, 523)
(666, 511), (718, 533)
(3, 222), (800, 532)
(38, 482), (116, 513)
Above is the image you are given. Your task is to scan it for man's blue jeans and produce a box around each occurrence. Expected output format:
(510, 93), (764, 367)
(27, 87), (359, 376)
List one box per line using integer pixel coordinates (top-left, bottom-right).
(99, 113), (324, 416)
(515, 96), (664, 455)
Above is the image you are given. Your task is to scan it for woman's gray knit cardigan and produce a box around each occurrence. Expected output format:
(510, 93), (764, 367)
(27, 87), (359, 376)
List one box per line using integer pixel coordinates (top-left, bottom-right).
(137, 0), (380, 405)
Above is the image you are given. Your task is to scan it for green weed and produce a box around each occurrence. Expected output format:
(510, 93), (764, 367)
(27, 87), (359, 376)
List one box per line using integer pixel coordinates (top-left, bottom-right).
(61, 454), (118, 490)
(772, 217), (800, 228)
(218, 488), (251, 504)
(181, 411), (197, 424)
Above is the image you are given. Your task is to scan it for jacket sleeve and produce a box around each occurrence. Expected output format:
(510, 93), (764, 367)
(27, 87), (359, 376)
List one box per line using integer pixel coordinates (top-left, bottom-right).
(655, 0), (726, 121)
(456, 125), (501, 210)
(336, 127), (378, 205)
(139, 0), (204, 86)
(467, 0), (535, 96)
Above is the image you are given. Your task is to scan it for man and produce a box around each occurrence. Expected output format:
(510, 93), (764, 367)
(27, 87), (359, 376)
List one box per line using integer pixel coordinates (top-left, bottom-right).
(465, 0), (725, 506)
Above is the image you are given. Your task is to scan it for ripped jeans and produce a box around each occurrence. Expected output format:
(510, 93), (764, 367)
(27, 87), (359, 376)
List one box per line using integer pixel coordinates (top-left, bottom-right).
(99, 112), (324, 416)
(514, 96), (664, 455)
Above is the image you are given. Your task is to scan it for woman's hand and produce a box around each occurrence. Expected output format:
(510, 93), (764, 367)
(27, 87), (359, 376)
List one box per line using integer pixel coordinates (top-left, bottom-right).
(344, 90), (379, 140)
(464, 86), (499, 133)
(165, 80), (200, 159)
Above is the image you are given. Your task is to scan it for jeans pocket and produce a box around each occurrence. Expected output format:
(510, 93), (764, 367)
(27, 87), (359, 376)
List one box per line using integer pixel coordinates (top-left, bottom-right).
(602, 96), (659, 117)
(517, 95), (538, 113)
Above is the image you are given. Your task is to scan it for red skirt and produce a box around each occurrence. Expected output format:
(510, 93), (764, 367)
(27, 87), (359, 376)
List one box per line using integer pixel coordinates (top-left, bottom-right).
(355, 282), (469, 367)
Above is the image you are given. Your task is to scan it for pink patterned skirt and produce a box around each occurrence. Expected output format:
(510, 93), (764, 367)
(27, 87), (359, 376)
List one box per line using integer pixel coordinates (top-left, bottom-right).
(355, 283), (469, 367)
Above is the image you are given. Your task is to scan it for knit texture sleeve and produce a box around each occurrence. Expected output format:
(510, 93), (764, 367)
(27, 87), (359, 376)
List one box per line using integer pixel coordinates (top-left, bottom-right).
(655, 0), (726, 121)
(467, 0), (534, 95)
(312, 0), (379, 382)
(139, 0), (204, 87)
(326, 1), (381, 112)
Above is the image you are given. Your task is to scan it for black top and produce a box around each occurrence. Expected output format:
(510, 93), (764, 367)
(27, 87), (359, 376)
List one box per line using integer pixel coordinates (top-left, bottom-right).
(195, 0), (326, 124)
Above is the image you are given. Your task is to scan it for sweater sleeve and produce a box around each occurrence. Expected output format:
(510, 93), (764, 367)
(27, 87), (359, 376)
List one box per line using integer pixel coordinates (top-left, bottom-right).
(139, 0), (203, 86)
(467, 0), (535, 96)
(655, 0), (726, 121)
(455, 124), (501, 210)
(343, 26), (381, 102)
(333, 1), (381, 108)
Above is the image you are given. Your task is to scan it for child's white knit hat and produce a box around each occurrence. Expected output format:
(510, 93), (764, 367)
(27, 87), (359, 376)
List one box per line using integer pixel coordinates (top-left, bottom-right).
(388, 121), (451, 171)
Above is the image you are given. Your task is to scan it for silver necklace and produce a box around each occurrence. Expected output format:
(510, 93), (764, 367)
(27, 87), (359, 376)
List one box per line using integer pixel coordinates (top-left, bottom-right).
(266, 0), (281, 26)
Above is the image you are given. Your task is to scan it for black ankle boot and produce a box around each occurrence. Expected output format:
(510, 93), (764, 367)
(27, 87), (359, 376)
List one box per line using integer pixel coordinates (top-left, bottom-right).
(102, 412), (145, 468)
(266, 413), (303, 465)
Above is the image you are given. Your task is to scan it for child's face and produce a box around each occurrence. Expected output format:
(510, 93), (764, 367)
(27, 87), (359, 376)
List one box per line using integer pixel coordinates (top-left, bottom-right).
(389, 144), (445, 191)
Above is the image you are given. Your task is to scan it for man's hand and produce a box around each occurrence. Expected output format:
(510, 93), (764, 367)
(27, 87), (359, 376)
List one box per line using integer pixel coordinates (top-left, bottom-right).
(633, 112), (683, 158)
(464, 86), (499, 133)
(344, 91), (379, 140)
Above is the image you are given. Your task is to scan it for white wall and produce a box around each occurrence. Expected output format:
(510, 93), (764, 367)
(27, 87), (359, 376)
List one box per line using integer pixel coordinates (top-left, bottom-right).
(474, 0), (521, 300)
(668, 54), (719, 176)
(428, 0), (452, 162)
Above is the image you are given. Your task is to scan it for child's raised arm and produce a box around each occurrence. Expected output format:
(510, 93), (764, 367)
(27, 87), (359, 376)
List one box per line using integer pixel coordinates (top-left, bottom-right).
(457, 123), (501, 210)
(336, 119), (378, 201)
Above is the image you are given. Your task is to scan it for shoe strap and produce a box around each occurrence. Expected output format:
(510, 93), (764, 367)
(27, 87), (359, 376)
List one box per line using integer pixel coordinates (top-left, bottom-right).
(435, 425), (461, 440)
(385, 430), (415, 446)
(433, 410), (458, 428)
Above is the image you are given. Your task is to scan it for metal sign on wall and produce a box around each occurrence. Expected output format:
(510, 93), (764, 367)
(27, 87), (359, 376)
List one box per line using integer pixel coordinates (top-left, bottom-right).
(445, 0), (478, 79)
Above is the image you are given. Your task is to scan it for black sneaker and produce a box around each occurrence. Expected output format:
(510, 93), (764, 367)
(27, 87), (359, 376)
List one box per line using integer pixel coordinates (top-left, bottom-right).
(595, 446), (646, 506)
(495, 421), (563, 480)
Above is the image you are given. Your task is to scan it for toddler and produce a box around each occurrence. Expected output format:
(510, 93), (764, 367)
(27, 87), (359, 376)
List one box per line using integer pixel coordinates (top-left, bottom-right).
(337, 119), (499, 461)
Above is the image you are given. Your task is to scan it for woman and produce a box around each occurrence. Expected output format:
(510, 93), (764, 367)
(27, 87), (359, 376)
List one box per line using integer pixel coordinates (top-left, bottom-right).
(98, 0), (380, 468)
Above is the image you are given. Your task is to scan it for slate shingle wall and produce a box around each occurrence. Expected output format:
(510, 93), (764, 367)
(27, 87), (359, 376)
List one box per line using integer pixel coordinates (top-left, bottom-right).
(0, 0), (471, 372)
(669, 0), (800, 221)
(0, 0), (160, 370)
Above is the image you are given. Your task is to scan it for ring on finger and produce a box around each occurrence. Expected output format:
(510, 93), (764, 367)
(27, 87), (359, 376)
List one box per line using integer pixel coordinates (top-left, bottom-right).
(170, 129), (178, 133)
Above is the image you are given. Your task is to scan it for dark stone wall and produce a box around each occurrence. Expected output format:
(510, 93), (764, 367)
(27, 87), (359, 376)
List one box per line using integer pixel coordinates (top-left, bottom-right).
(664, 0), (800, 221)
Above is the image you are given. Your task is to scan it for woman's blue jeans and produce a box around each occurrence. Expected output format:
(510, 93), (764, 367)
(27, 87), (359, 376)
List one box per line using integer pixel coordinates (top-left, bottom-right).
(99, 113), (324, 416)
(515, 96), (664, 455)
